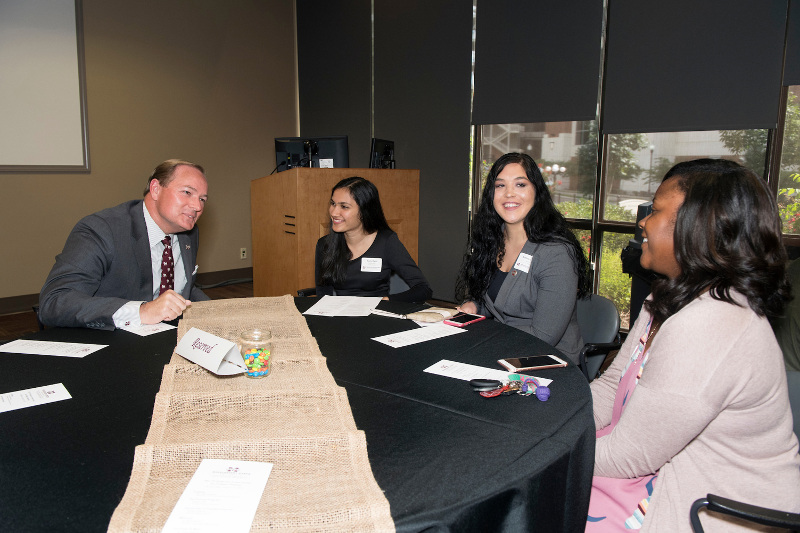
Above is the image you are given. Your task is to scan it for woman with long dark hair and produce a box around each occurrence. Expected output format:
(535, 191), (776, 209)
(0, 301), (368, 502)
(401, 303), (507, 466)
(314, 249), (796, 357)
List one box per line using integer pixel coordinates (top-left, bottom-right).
(315, 176), (432, 303)
(587, 160), (800, 531)
(455, 152), (591, 363)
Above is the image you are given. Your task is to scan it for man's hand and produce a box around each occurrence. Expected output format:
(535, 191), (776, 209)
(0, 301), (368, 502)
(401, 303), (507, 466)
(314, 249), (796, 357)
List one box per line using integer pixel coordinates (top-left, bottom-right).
(139, 290), (192, 324)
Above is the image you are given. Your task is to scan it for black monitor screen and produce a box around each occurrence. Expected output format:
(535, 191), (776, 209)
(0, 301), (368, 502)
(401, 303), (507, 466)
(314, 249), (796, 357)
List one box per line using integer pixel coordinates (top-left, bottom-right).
(274, 136), (349, 172)
(369, 138), (395, 169)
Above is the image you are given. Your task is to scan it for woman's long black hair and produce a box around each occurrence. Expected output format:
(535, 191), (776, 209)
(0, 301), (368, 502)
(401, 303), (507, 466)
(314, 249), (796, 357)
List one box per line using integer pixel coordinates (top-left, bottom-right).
(644, 162), (790, 324)
(455, 152), (591, 303)
(319, 176), (390, 286)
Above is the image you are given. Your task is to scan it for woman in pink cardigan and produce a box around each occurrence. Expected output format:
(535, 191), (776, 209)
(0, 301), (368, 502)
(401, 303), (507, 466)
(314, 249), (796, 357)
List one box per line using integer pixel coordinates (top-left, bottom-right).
(587, 160), (800, 532)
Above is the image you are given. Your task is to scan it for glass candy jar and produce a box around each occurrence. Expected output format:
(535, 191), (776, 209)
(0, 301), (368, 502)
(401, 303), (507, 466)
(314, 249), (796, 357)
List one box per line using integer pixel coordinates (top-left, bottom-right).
(238, 329), (272, 378)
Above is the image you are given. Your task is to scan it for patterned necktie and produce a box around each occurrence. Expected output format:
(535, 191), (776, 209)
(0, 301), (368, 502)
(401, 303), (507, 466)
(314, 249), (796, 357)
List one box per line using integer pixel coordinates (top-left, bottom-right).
(160, 236), (174, 295)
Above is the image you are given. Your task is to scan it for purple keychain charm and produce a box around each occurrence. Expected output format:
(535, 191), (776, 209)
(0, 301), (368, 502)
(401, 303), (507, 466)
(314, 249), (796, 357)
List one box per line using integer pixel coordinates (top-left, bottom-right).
(521, 377), (551, 401)
(535, 385), (551, 401)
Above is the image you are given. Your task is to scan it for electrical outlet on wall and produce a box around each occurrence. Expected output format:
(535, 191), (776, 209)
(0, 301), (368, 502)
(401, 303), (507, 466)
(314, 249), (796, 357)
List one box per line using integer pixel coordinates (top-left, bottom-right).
(240, 248), (247, 260)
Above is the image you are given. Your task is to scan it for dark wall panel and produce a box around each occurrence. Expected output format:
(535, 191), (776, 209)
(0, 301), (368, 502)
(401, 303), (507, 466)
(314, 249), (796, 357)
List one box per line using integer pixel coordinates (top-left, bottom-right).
(297, 0), (371, 168)
(374, 0), (473, 300)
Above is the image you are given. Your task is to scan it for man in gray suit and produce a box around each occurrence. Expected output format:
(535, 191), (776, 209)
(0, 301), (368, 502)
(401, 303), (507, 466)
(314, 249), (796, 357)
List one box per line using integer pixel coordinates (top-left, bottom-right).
(39, 159), (210, 329)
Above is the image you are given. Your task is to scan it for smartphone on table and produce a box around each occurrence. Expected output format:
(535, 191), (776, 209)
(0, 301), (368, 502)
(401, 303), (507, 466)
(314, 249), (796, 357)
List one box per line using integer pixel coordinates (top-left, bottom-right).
(497, 354), (568, 372)
(443, 312), (486, 327)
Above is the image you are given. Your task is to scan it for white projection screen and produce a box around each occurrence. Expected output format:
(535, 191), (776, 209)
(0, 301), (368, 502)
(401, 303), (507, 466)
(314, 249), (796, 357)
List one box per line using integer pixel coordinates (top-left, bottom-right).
(0, 0), (89, 171)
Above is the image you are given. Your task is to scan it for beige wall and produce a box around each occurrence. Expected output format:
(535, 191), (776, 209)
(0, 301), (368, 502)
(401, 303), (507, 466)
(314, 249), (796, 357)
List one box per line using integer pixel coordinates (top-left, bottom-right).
(0, 0), (297, 299)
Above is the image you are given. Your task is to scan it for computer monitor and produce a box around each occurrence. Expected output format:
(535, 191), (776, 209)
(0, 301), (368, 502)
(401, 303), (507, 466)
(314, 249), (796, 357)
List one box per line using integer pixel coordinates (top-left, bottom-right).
(274, 135), (349, 173)
(369, 138), (395, 169)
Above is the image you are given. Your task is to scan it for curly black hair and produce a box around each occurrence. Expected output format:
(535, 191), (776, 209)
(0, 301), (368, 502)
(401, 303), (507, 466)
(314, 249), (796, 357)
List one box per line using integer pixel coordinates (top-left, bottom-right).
(455, 152), (591, 303)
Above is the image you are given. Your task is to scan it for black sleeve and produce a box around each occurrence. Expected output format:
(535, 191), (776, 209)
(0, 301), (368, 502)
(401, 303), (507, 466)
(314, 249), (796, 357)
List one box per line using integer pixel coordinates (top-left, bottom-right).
(385, 232), (433, 303)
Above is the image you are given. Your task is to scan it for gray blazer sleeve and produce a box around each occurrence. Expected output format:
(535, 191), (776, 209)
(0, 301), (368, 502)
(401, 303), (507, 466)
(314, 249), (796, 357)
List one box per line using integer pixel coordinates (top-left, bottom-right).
(39, 214), (137, 330)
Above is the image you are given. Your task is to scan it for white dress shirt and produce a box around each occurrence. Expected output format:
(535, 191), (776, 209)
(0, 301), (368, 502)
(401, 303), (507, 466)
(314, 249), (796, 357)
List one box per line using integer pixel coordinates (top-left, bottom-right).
(111, 203), (188, 328)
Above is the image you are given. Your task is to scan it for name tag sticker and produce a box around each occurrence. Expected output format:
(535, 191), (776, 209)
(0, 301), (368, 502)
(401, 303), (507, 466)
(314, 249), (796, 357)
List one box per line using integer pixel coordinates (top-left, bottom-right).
(361, 257), (382, 273)
(175, 327), (246, 375)
(514, 252), (533, 273)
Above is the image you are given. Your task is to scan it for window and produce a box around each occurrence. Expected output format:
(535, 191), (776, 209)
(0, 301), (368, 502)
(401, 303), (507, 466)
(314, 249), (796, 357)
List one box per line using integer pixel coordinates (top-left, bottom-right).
(604, 130), (768, 224)
(476, 120), (596, 210)
(778, 86), (800, 235)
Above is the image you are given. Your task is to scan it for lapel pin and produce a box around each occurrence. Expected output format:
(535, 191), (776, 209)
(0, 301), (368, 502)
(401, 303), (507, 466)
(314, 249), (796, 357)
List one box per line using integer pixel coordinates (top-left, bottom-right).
(186, 245), (191, 250)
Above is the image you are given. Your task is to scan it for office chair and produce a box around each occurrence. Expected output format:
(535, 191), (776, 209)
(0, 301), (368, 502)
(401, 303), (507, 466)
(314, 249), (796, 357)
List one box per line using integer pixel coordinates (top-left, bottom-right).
(690, 494), (800, 532)
(689, 371), (800, 532)
(32, 304), (44, 331)
(576, 294), (622, 381)
(297, 273), (410, 297)
(789, 370), (800, 439)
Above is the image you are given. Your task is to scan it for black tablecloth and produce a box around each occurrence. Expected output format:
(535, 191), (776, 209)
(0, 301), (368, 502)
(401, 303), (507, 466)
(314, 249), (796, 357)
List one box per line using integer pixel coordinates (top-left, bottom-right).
(0, 299), (594, 532)
(299, 298), (594, 532)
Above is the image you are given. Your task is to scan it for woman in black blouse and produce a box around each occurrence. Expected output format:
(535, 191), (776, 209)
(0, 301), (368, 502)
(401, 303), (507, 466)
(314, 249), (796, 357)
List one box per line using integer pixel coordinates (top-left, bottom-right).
(315, 177), (432, 303)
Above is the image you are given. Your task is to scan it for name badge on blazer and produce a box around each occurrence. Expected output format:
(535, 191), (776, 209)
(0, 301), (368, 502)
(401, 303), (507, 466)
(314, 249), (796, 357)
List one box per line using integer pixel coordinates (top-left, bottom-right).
(361, 257), (382, 273)
(514, 253), (533, 274)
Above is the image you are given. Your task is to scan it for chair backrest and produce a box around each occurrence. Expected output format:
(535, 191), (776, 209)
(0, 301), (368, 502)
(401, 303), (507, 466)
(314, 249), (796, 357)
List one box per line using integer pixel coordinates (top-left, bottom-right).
(787, 370), (800, 440)
(388, 273), (410, 295)
(576, 294), (620, 345)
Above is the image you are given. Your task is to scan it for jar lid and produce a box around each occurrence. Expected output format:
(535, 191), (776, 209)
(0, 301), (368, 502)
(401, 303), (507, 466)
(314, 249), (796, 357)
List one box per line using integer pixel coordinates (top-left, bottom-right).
(239, 329), (272, 342)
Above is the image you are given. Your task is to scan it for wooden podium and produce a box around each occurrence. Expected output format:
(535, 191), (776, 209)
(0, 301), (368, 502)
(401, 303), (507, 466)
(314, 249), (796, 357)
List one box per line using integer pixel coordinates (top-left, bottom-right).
(250, 168), (420, 297)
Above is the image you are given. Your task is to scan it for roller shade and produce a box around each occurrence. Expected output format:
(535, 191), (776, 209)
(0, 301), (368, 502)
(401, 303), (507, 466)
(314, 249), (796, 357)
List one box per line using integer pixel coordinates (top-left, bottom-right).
(472, 0), (603, 125)
(602, 0), (787, 134)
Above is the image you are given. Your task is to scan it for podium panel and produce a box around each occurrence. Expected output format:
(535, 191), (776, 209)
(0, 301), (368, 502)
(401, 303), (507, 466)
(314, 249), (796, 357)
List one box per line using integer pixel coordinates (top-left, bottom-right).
(250, 168), (420, 296)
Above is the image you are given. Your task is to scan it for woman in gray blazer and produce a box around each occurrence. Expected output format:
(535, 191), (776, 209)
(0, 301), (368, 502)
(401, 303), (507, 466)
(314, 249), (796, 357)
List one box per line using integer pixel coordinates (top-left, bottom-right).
(455, 153), (591, 364)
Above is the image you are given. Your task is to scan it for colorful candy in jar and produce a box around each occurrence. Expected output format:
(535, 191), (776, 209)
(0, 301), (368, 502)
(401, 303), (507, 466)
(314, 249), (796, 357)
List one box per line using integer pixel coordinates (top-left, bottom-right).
(243, 347), (271, 377)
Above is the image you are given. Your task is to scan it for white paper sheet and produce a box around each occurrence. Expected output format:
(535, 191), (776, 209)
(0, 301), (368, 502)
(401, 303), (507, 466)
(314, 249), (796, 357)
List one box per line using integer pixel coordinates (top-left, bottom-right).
(162, 459), (273, 533)
(371, 323), (466, 348)
(0, 383), (72, 413)
(118, 322), (176, 336)
(0, 339), (106, 358)
(423, 359), (553, 387)
(303, 295), (383, 317)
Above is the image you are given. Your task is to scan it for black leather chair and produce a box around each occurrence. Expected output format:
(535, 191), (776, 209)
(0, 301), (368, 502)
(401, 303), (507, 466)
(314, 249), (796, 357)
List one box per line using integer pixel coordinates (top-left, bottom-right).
(32, 304), (44, 331)
(576, 294), (622, 381)
(690, 494), (800, 532)
(789, 370), (800, 440)
(689, 371), (800, 532)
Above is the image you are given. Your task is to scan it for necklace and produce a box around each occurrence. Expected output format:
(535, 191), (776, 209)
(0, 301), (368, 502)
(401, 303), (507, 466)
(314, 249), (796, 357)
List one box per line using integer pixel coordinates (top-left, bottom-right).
(645, 322), (661, 348)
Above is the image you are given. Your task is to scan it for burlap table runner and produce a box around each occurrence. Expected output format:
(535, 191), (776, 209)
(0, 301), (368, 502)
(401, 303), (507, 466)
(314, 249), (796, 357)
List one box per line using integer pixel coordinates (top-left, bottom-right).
(108, 296), (394, 532)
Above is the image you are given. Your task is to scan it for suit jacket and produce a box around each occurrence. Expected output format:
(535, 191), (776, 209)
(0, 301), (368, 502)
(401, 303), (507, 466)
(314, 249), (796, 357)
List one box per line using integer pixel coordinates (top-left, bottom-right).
(477, 240), (583, 364)
(39, 200), (208, 330)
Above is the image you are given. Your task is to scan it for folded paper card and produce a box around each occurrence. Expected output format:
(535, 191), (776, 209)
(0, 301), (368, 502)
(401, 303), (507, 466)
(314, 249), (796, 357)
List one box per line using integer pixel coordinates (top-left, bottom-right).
(175, 327), (246, 375)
